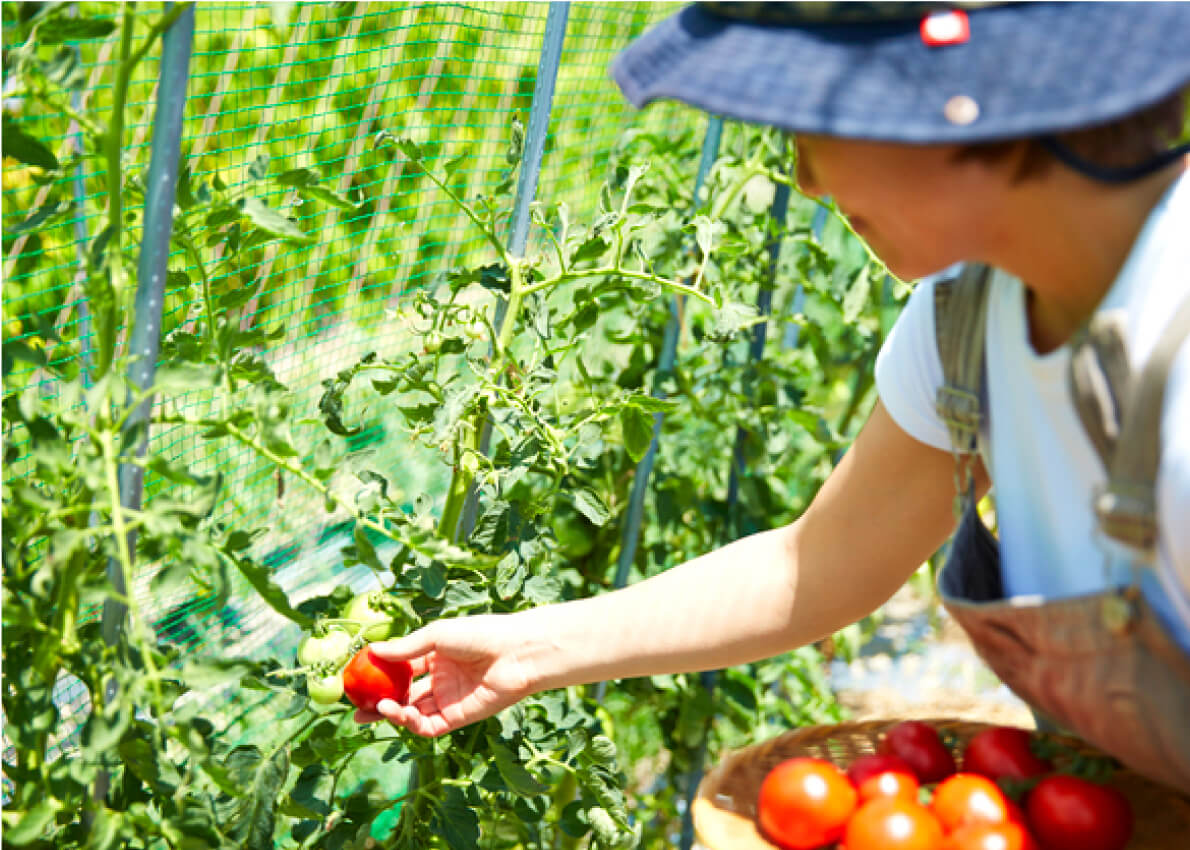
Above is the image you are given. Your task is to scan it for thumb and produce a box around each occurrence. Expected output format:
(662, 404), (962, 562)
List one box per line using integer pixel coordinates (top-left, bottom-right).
(368, 623), (440, 662)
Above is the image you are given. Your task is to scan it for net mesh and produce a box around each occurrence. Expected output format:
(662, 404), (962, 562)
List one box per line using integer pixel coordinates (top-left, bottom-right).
(2, 2), (697, 730)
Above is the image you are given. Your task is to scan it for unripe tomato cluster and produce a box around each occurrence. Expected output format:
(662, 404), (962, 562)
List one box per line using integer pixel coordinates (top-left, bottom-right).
(755, 721), (1133, 850)
(298, 591), (411, 712)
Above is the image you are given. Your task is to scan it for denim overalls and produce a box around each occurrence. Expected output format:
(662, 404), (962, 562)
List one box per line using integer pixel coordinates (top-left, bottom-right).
(930, 264), (1190, 792)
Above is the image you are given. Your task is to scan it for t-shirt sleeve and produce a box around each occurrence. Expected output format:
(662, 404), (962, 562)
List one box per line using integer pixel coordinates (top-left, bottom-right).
(1156, 342), (1190, 630)
(874, 278), (953, 452)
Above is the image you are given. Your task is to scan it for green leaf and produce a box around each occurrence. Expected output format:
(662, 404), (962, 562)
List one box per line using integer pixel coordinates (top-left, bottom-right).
(573, 487), (611, 527)
(286, 764), (334, 818)
(710, 300), (761, 341)
(588, 734), (618, 766)
(435, 786), (480, 850)
(560, 801), (590, 839)
(180, 657), (259, 691)
(440, 580), (489, 615)
(522, 573), (562, 604)
(240, 197), (314, 244)
(10, 198), (71, 234)
(226, 552), (312, 628)
(489, 740), (549, 796)
(2, 799), (60, 846)
(692, 214), (716, 258)
(40, 46), (87, 89)
(1, 119), (59, 171)
(843, 264), (873, 323)
(417, 562), (447, 599)
(297, 183), (358, 211)
(620, 405), (654, 463)
(36, 14), (116, 42)
(224, 746), (289, 850)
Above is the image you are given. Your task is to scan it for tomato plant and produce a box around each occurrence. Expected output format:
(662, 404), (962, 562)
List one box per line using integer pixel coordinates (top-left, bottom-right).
(880, 721), (958, 783)
(2, 2), (888, 844)
(1025, 775), (1133, 850)
(962, 727), (1052, 782)
(844, 797), (946, 850)
(757, 757), (857, 849)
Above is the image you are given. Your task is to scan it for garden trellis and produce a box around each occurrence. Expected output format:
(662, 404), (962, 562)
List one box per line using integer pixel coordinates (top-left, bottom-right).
(3, 4), (891, 848)
(6, 0), (680, 688)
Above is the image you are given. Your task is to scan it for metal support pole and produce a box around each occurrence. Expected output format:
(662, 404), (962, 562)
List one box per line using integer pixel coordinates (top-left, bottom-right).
(101, 4), (195, 646)
(459, 1), (569, 540)
(94, 2), (194, 807)
(70, 51), (94, 388)
(593, 116), (724, 707)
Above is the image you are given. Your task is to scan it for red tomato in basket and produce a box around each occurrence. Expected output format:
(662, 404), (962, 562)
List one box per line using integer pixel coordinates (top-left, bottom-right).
(1025, 774), (1132, 850)
(931, 773), (1019, 833)
(843, 797), (945, 850)
(757, 757), (858, 849)
(962, 727), (1052, 782)
(847, 754), (920, 802)
(879, 721), (957, 784)
(945, 822), (1039, 850)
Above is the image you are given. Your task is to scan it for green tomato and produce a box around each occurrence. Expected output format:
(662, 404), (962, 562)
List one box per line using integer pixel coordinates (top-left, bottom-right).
(344, 593), (395, 642)
(306, 672), (344, 705)
(297, 628), (352, 667)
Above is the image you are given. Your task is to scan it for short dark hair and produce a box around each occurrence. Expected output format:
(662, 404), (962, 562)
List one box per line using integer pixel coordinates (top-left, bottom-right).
(954, 86), (1190, 182)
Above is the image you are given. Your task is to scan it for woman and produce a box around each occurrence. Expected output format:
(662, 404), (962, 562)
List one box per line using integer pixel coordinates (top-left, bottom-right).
(359, 3), (1190, 790)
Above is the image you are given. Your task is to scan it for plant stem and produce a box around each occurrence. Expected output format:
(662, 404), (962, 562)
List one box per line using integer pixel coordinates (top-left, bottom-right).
(520, 265), (713, 304)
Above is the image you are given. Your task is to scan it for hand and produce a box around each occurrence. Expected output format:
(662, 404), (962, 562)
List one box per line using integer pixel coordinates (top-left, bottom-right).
(354, 614), (540, 737)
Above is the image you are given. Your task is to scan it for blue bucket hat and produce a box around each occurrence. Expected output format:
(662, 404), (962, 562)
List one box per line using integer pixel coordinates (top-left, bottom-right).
(612, 2), (1190, 179)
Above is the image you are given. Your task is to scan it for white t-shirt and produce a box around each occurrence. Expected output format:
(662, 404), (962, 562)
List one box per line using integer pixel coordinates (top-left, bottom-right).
(875, 170), (1190, 653)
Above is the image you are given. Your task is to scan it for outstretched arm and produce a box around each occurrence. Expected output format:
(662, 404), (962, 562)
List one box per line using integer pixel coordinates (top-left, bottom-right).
(362, 400), (986, 736)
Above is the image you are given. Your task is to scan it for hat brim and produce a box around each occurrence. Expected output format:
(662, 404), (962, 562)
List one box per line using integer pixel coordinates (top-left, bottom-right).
(612, 2), (1190, 143)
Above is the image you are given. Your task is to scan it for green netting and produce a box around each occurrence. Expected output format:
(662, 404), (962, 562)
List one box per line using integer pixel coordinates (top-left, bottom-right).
(3, 2), (698, 725)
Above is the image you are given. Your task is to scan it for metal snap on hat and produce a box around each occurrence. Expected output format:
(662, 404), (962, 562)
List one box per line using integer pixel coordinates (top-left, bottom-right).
(612, 2), (1190, 146)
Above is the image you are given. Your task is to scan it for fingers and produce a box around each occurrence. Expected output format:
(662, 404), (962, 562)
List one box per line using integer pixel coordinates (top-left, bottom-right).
(369, 625), (438, 667)
(376, 698), (454, 737)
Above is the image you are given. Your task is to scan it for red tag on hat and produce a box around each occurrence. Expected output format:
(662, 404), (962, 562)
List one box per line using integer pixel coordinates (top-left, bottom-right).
(921, 9), (970, 46)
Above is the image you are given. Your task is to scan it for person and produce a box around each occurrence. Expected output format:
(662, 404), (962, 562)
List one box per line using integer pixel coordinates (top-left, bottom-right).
(358, 2), (1190, 790)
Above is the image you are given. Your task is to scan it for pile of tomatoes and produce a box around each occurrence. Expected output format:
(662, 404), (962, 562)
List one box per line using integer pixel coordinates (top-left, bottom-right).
(755, 721), (1133, 850)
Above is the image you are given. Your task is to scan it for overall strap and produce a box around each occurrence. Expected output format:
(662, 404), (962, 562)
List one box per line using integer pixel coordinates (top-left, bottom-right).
(1071, 291), (1190, 559)
(934, 263), (992, 513)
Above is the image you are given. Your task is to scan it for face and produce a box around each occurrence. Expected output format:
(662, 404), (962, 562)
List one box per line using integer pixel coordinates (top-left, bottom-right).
(793, 135), (1014, 280)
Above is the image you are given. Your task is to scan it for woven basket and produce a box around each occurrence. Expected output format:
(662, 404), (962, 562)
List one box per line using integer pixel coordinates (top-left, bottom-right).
(693, 718), (1190, 850)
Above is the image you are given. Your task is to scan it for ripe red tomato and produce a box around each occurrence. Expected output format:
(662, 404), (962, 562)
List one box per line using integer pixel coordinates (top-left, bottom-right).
(962, 727), (1052, 782)
(756, 757), (858, 849)
(879, 721), (957, 783)
(1025, 775), (1132, 850)
(848, 754), (920, 803)
(945, 822), (1039, 850)
(341, 646), (412, 712)
(844, 797), (945, 850)
(931, 773), (1017, 833)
